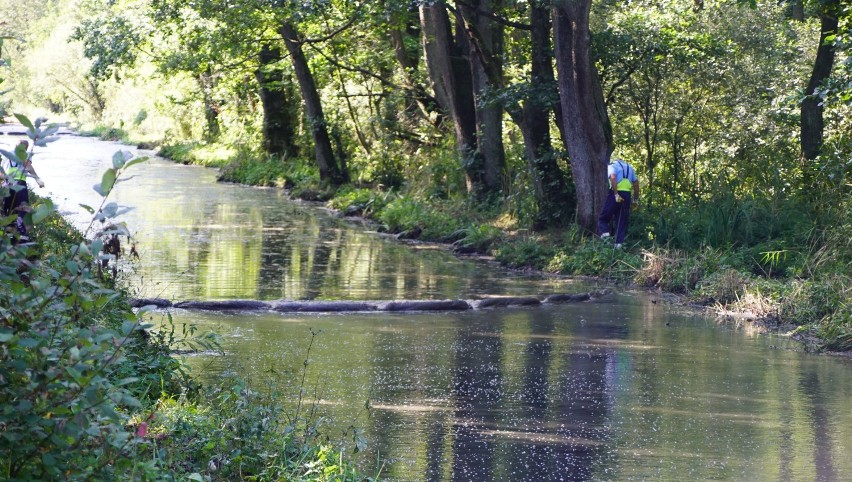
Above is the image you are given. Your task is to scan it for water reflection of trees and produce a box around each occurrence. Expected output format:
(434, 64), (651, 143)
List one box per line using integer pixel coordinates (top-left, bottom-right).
(398, 309), (627, 481)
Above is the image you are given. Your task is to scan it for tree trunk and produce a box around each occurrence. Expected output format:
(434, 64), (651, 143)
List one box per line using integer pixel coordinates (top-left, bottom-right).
(512, 1), (573, 228)
(552, 0), (613, 233)
(199, 68), (220, 141)
(255, 45), (298, 158)
(420, 1), (482, 193)
(388, 20), (446, 132)
(800, 9), (838, 162)
(464, 0), (506, 194)
(279, 22), (344, 185)
(784, 0), (805, 22)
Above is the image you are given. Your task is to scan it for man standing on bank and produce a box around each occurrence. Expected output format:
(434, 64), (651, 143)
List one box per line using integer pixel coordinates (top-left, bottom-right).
(597, 157), (639, 249)
(1, 140), (45, 242)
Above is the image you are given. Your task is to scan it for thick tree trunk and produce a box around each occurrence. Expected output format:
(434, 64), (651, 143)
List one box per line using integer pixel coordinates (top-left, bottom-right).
(464, 0), (506, 194)
(420, 1), (483, 193)
(552, 0), (613, 232)
(279, 22), (344, 185)
(801, 10), (838, 162)
(255, 45), (298, 158)
(511, 2), (573, 228)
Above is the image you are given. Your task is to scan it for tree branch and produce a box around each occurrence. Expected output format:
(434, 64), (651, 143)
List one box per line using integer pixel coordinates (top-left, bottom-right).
(450, 0), (531, 31)
(280, 14), (360, 45)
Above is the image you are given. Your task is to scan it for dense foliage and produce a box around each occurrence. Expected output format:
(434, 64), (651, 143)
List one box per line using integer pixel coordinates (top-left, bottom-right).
(1, 0), (849, 349)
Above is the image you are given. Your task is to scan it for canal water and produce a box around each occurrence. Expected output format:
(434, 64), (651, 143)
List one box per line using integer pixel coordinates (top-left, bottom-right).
(9, 130), (852, 481)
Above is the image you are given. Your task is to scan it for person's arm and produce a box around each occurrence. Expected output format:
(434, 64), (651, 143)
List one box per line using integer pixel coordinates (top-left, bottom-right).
(610, 173), (623, 202)
(632, 180), (640, 205)
(24, 160), (44, 188)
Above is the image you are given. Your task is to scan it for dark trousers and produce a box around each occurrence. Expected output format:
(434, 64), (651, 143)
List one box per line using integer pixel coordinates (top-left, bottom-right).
(3, 180), (30, 239)
(597, 190), (632, 244)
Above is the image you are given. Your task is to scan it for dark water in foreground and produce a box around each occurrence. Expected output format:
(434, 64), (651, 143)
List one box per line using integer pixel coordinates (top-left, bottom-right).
(9, 130), (851, 481)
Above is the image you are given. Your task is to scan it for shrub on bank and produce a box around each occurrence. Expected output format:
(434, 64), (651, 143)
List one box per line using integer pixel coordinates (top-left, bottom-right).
(328, 187), (392, 217)
(0, 210), (163, 479)
(494, 235), (556, 270)
(548, 240), (641, 282)
(1, 116), (370, 479)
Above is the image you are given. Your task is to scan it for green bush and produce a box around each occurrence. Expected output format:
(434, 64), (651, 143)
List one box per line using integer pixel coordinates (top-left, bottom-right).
(635, 195), (813, 251)
(0, 247), (153, 479)
(158, 142), (200, 164)
(82, 124), (131, 143)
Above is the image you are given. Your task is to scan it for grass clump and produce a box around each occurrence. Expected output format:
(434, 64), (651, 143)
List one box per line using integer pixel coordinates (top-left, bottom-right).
(158, 142), (236, 168)
(377, 196), (465, 241)
(494, 235), (556, 270)
(328, 187), (393, 217)
(548, 240), (641, 282)
(80, 124), (132, 143)
(779, 276), (852, 350)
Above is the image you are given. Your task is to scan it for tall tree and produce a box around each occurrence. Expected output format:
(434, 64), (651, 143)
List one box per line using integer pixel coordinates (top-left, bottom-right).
(801, 0), (839, 162)
(386, 2), (446, 133)
(279, 21), (346, 185)
(503, 1), (573, 227)
(460, 0), (506, 193)
(455, 1), (572, 225)
(552, 0), (613, 232)
(255, 45), (299, 158)
(420, 1), (482, 193)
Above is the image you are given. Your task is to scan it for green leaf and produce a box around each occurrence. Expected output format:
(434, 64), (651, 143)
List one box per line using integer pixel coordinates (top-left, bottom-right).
(124, 157), (147, 169)
(0, 149), (22, 165)
(101, 202), (119, 218)
(31, 202), (54, 224)
(79, 203), (95, 214)
(14, 113), (34, 131)
(112, 151), (128, 169)
(97, 169), (117, 196)
(34, 137), (60, 147)
(18, 337), (39, 348)
(41, 124), (59, 136)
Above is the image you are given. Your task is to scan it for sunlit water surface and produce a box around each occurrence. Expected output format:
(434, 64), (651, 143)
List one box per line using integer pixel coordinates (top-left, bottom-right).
(8, 130), (851, 481)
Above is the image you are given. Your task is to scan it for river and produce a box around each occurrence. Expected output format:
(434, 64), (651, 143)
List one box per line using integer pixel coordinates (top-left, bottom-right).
(9, 129), (852, 481)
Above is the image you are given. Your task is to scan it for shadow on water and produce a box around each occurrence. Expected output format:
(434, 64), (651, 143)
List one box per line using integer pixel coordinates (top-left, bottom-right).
(14, 132), (852, 481)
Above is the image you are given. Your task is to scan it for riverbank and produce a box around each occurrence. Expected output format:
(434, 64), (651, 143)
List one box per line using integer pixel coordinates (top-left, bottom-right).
(64, 126), (850, 354)
(167, 145), (852, 354)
